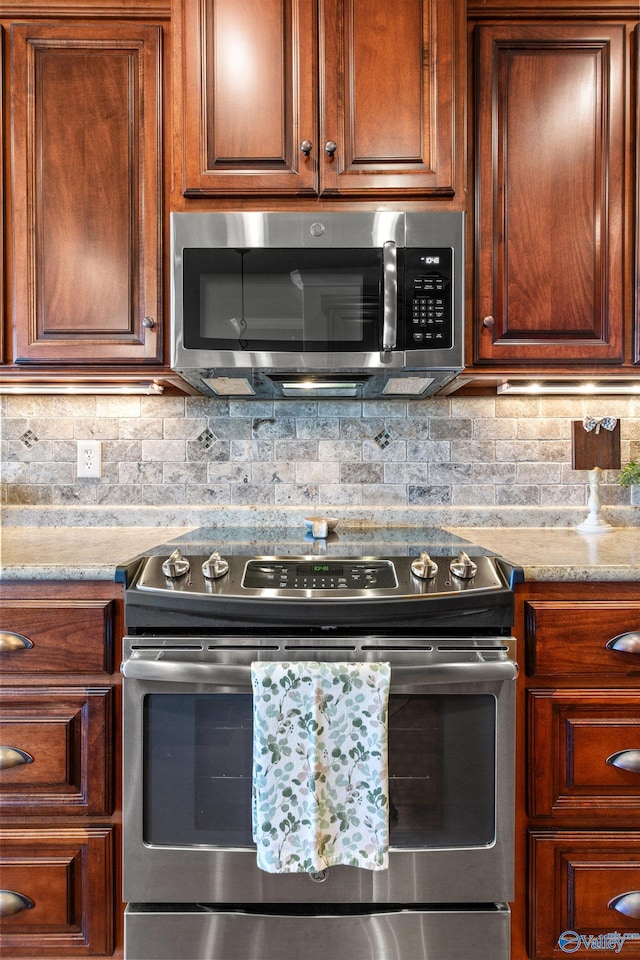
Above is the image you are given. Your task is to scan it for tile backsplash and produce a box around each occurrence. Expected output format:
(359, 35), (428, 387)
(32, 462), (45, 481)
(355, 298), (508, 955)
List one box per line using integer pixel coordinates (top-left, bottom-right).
(1, 393), (639, 511)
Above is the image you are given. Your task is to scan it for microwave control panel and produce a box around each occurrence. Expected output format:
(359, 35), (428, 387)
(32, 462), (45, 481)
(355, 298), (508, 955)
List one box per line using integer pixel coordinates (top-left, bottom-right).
(405, 248), (453, 350)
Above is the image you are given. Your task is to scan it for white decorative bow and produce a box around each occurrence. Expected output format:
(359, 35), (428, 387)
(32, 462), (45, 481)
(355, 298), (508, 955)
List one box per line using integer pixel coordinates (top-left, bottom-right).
(583, 416), (617, 434)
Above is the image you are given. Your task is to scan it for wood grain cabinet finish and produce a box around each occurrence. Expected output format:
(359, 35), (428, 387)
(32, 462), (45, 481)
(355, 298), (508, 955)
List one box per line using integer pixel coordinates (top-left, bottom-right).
(9, 21), (162, 365)
(0, 826), (114, 957)
(176, 0), (463, 198)
(0, 600), (114, 675)
(515, 583), (640, 960)
(473, 23), (627, 366)
(636, 24), (640, 365)
(528, 689), (640, 820)
(529, 832), (640, 959)
(0, 582), (123, 960)
(525, 601), (640, 677)
(0, 29), (3, 366)
(0, 686), (113, 817)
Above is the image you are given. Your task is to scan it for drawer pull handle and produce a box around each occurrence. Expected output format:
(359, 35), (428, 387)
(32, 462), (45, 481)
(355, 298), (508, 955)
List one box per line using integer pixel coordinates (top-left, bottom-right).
(606, 632), (640, 654)
(606, 750), (640, 773)
(608, 892), (640, 918)
(0, 746), (34, 770)
(0, 631), (33, 652)
(0, 890), (34, 917)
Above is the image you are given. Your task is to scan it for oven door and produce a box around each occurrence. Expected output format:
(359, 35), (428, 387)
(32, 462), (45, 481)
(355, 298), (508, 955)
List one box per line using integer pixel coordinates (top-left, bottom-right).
(121, 642), (516, 906)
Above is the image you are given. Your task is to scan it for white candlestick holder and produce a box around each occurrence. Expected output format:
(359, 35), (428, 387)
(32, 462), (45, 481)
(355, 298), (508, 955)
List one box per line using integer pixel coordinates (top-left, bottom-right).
(576, 466), (614, 533)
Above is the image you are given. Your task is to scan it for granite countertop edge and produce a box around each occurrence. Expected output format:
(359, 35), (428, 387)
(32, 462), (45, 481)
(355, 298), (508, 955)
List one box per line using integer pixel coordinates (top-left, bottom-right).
(2, 518), (640, 583)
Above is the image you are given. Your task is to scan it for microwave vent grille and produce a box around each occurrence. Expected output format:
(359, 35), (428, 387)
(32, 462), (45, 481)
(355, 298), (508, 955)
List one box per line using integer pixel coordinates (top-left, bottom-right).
(204, 377), (256, 396)
(382, 376), (435, 396)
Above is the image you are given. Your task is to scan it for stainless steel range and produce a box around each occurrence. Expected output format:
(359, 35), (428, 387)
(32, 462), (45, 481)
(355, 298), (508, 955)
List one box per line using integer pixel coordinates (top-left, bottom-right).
(119, 541), (521, 960)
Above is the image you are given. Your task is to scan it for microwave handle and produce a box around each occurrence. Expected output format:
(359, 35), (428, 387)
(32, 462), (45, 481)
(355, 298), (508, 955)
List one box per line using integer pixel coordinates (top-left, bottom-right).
(121, 656), (517, 687)
(380, 240), (397, 358)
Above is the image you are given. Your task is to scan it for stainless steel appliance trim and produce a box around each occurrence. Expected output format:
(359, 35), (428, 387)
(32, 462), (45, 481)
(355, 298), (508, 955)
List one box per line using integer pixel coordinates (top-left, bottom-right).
(122, 655), (515, 904)
(132, 554), (506, 602)
(124, 903), (511, 960)
(121, 655), (517, 687)
(381, 240), (397, 355)
(170, 210), (465, 397)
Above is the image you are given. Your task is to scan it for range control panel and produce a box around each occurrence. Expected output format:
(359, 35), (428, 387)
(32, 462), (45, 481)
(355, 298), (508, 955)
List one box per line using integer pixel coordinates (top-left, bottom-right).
(405, 248), (453, 350)
(243, 559), (398, 591)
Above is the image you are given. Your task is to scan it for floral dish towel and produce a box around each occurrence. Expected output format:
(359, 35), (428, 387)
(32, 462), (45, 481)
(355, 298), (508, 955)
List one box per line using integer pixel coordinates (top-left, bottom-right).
(251, 660), (391, 874)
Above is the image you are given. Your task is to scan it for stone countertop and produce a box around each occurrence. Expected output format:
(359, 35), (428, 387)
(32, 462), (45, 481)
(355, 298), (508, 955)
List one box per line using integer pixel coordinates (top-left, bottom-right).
(1, 522), (639, 582)
(446, 526), (640, 582)
(0, 524), (476, 581)
(0, 526), (195, 581)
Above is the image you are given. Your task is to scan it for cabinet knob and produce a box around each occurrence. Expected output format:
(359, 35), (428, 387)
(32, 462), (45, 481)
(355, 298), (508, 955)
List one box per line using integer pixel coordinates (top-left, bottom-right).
(324, 140), (337, 157)
(482, 315), (495, 327)
(300, 140), (313, 156)
(0, 631), (33, 653)
(142, 316), (155, 329)
(0, 890), (34, 917)
(606, 631), (640, 653)
(605, 749), (640, 773)
(608, 891), (640, 919)
(0, 746), (34, 770)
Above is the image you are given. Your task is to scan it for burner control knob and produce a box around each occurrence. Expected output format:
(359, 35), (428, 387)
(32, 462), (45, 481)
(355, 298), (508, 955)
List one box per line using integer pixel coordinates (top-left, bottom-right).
(202, 551), (229, 580)
(449, 551), (478, 580)
(411, 551), (438, 579)
(162, 549), (190, 578)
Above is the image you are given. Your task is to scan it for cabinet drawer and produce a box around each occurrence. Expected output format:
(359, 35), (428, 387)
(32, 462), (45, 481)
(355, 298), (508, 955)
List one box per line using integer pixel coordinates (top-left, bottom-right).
(529, 689), (640, 819)
(529, 831), (640, 959)
(525, 601), (640, 677)
(0, 600), (113, 675)
(0, 826), (113, 956)
(0, 687), (113, 817)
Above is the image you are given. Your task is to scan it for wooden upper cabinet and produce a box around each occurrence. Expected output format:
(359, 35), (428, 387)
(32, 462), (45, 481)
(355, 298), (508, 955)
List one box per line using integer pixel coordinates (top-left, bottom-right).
(636, 24), (640, 366)
(474, 23), (627, 366)
(179, 0), (317, 196)
(0, 30), (3, 366)
(319, 0), (460, 197)
(176, 0), (462, 198)
(9, 22), (163, 365)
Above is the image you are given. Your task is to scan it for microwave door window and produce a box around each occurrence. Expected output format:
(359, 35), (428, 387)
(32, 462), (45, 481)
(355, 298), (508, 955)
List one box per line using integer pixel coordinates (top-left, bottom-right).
(183, 248), (382, 352)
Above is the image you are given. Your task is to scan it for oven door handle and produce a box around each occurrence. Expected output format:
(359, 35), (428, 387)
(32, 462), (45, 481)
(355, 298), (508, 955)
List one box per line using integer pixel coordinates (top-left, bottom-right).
(121, 657), (517, 687)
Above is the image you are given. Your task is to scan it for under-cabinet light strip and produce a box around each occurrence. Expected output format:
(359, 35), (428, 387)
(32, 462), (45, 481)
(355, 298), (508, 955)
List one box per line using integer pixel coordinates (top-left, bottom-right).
(0, 382), (165, 396)
(497, 381), (640, 396)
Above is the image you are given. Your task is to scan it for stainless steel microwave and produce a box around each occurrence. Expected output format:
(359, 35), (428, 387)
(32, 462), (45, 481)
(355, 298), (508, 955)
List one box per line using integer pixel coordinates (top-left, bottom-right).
(170, 211), (464, 399)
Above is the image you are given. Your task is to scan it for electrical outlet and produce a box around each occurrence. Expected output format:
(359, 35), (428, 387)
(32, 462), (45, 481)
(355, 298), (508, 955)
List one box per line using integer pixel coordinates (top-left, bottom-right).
(77, 440), (102, 478)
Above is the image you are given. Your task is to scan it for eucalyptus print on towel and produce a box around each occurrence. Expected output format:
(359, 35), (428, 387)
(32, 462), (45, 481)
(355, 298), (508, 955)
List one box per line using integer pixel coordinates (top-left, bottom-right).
(251, 661), (391, 874)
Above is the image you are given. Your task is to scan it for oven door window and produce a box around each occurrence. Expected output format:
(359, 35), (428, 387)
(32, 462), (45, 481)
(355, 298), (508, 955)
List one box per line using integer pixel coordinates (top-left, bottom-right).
(182, 248), (384, 353)
(143, 693), (496, 849)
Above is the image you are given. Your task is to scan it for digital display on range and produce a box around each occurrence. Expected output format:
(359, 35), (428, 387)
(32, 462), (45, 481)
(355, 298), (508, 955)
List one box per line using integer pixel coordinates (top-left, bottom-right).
(296, 563), (343, 576)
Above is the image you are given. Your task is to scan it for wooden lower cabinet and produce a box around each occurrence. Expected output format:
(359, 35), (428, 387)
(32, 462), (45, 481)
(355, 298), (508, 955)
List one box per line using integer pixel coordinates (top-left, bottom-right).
(515, 582), (640, 960)
(0, 686), (113, 818)
(0, 582), (123, 959)
(0, 827), (114, 957)
(530, 832), (640, 959)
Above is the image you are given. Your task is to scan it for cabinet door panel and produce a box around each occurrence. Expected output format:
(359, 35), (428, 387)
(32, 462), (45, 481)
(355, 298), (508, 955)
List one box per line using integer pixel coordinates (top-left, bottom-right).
(180, 0), (317, 195)
(529, 831), (640, 959)
(528, 689), (640, 819)
(10, 23), (162, 363)
(0, 599), (113, 675)
(0, 29), (3, 366)
(474, 24), (625, 364)
(636, 24), (640, 366)
(0, 827), (113, 956)
(525, 600), (640, 677)
(0, 687), (113, 817)
(320, 0), (461, 196)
